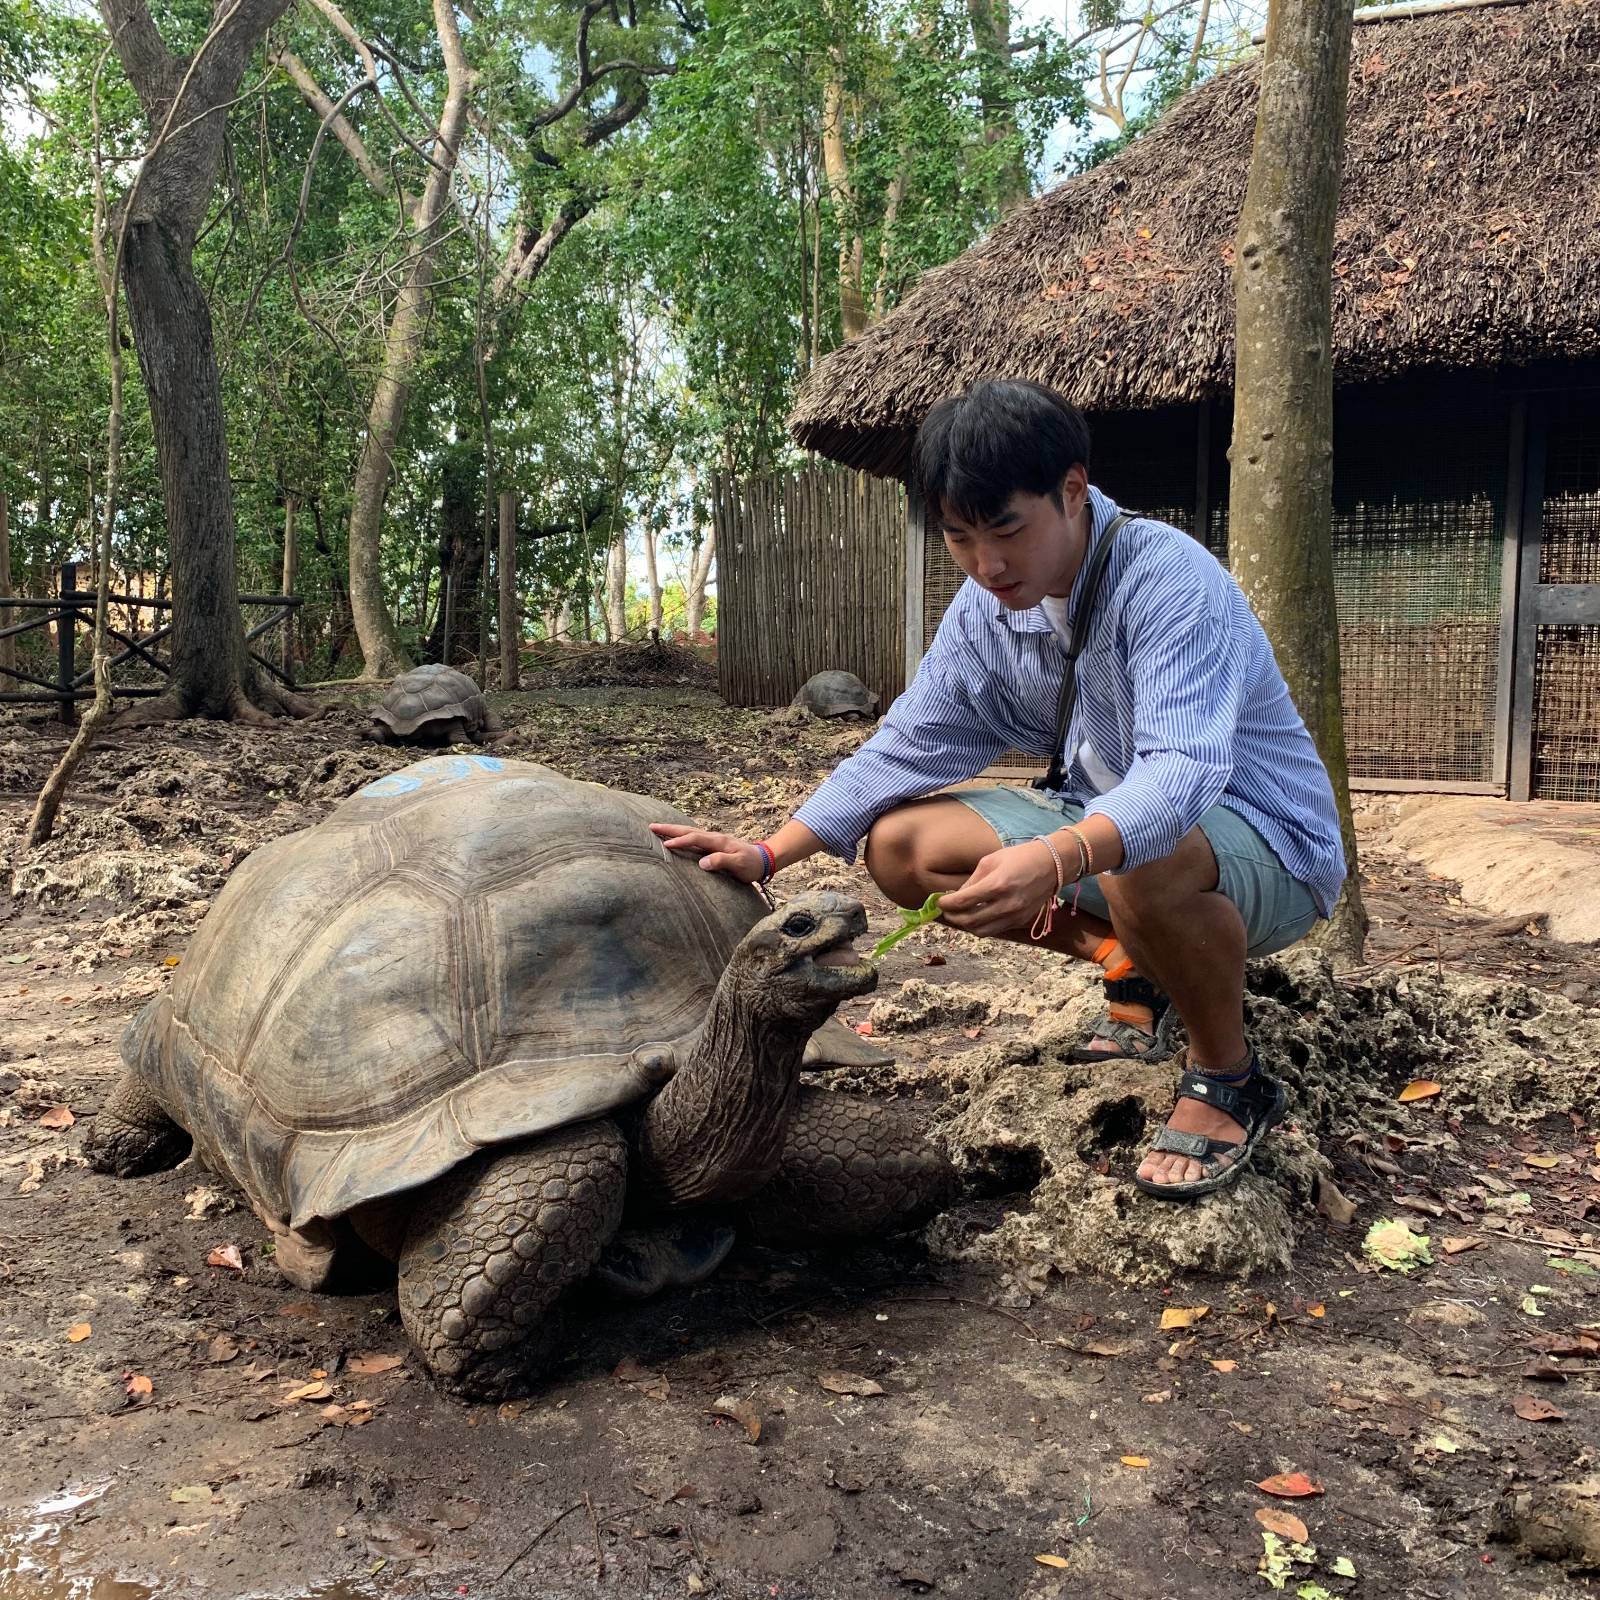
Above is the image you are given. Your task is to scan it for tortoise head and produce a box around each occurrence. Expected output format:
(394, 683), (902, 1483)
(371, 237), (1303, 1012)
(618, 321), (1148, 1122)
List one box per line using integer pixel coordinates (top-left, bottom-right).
(727, 891), (877, 1025)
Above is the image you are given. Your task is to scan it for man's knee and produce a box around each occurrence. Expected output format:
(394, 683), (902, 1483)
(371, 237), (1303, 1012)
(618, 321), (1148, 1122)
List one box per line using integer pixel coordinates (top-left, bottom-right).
(864, 807), (924, 901)
(1099, 827), (1220, 919)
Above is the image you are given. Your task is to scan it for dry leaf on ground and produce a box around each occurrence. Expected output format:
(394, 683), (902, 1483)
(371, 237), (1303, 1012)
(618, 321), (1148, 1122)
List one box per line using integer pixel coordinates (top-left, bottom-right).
(1034, 1554), (1069, 1568)
(37, 1105), (75, 1129)
(125, 1374), (153, 1399)
(1511, 1394), (1564, 1423)
(1119, 1455), (1150, 1468)
(66, 1322), (92, 1343)
(206, 1244), (244, 1273)
(282, 1379), (334, 1403)
(1398, 1079), (1442, 1103)
(1255, 1507), (1310, 1543)
(1441, 1236), (1484, 1255)
(1256, 1472), (1324, 1499)
(1159, 1306), (1209, 1330)
(207, 1334), (239, 1364)
(347, 1351), (405, 1375)
(1210, 1359), (1239, 1373)
(708, 1395), (761, 1442)
(818, 1371), (885, 1397)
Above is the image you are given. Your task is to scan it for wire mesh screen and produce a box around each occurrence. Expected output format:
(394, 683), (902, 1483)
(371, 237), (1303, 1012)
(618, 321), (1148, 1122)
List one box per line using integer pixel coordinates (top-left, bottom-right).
(1540, 391), (1600, 583)
(1210, 381), (1509, 785)
(1531, 626), (1600, 801)
(1531, 390), (1600, 800)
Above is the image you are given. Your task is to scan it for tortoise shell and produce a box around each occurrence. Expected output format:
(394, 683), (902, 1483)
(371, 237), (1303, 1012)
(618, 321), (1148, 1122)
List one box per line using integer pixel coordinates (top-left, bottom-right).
(373, 663), (489, 737)
(791, 670), (878, 718)
(126, 757), (763, 1230)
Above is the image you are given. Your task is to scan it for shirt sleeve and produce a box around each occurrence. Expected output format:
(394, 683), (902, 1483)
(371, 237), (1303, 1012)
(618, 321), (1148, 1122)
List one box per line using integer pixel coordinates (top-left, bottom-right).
(793, 625), (1008, 862)
(1082, 554), (1245, 871)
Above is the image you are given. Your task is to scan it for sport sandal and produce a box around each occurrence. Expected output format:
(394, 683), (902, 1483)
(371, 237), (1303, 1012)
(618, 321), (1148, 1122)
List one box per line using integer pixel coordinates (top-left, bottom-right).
(1067, 974), (1181, 1063)
(1133, 1049), (1287, 1202)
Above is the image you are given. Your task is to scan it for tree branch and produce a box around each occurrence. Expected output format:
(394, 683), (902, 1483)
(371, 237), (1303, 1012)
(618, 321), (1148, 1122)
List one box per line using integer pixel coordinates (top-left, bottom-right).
(274, 50), (398, 205)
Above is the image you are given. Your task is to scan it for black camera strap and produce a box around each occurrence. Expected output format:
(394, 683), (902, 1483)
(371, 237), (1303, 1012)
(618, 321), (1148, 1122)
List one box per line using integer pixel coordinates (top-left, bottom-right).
(1033, 511), (1130, 793)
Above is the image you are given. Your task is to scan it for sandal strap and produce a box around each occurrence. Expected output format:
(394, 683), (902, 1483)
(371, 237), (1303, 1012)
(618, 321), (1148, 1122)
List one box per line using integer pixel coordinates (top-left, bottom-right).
(1105, 975), (1168, 1012)
(1149, 1127), (1234, 1160)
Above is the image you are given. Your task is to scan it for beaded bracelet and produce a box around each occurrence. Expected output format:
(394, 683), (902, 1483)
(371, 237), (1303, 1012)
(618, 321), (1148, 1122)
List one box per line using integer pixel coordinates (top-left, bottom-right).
(753, 840), (776, 883)
(1065, 824), (1095, 878)
(1030, 835), (1067, 941)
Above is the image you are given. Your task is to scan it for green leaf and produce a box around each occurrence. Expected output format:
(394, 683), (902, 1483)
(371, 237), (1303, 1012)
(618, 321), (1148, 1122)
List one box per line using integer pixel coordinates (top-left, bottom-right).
(1331, 1556), (1357, 1578)
(871, 893), (944, 958)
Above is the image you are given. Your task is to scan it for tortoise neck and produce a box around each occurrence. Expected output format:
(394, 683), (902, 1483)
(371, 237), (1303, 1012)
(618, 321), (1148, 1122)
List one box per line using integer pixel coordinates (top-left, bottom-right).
(634, 965), (822, 1210)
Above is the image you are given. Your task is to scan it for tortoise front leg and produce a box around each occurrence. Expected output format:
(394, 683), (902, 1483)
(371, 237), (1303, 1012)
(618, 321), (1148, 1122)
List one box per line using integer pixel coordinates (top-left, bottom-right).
(85, 1069), (191, 1177)
(397, 1121), (627, 1400)
(740, 1088), (957, 1243)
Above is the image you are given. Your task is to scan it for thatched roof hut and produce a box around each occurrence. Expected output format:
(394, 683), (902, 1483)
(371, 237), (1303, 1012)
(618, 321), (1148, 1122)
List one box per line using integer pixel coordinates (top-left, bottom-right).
(790, 0), (1600, 479)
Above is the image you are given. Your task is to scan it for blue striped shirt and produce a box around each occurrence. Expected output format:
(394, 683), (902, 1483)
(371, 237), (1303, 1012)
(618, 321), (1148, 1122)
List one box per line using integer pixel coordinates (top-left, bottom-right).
(793, 487), (1346, 916)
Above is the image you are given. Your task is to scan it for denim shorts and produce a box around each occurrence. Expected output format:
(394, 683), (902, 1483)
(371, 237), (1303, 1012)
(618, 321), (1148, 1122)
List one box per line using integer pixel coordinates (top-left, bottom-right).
(949, 785), (1320, 958)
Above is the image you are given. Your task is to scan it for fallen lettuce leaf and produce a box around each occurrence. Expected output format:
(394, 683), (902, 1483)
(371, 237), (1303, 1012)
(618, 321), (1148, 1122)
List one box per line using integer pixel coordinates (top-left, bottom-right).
(1363, 1218), (1432, 1273)
(871, 893), (944, 958)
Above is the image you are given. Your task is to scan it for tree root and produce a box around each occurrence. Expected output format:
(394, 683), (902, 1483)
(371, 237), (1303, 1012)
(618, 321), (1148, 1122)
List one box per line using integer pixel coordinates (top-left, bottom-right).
(106, 675), (322, 732)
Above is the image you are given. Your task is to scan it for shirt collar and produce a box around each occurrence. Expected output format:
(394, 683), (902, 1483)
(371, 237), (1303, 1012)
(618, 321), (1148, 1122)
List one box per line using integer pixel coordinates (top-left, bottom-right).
(993, 485), (1121, 633)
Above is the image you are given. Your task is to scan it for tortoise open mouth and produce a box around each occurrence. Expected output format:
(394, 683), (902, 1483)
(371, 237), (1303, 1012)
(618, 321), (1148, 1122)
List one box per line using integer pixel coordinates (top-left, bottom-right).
(804, 935), (878, 996)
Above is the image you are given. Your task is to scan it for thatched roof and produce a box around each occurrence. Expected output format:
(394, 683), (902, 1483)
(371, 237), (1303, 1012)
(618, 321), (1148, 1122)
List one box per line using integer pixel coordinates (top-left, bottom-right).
(791, 0), (1600, 478)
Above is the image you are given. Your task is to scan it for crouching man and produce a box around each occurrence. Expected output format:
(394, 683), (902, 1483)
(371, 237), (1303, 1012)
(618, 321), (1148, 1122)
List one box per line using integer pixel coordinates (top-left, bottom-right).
(653, 380), (1345, 1201)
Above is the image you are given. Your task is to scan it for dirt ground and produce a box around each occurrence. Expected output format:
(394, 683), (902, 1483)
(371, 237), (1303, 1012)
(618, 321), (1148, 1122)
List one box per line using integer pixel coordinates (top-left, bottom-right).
(2, 670), (1597, 1600)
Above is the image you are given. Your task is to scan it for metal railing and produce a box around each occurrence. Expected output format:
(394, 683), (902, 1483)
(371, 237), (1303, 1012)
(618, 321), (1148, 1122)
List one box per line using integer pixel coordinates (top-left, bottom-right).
(0, 562), (303, 724)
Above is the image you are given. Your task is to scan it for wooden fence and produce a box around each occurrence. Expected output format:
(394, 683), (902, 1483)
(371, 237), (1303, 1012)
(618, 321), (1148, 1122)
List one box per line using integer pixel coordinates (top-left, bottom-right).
(714, 465), (906, 709)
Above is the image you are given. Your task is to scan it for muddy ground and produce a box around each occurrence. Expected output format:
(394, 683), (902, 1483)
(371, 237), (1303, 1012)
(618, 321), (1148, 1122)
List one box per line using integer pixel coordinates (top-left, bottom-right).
(2, 665), (1597, 1600)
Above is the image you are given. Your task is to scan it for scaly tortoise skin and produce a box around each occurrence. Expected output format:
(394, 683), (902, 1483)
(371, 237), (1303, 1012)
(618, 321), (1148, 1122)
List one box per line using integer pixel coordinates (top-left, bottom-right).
(368, 662), (504, 745)
(86, 756), (954, 1398)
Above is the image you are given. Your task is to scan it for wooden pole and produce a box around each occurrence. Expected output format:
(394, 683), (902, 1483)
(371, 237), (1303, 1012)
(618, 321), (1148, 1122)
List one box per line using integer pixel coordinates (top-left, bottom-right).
(281, 494), (298, 678)
(498, 488), (518, 690)
(0, 487), (14, 678)
(58, 561), (78, 725)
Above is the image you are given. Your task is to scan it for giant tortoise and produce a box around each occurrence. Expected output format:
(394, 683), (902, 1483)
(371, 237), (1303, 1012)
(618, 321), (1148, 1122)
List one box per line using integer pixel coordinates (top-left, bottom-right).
(367, 663), (504, 746)
(86, 756), (953, 1398)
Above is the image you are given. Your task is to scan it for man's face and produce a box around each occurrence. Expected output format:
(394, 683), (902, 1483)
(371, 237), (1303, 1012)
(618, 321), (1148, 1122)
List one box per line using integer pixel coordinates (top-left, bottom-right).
(937, 465), (1089, 610)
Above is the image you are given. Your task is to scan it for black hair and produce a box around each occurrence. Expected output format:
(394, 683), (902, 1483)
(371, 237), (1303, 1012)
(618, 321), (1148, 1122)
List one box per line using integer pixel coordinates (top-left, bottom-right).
(913, 379), (1092, 526)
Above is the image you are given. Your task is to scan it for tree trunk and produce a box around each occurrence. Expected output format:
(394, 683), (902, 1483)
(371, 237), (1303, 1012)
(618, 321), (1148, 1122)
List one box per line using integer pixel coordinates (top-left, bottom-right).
(821, 56), (866, 342)
(424, 454), (482, 666)
(966, 0), (1031, 212)
(605, 534), (627, 641)
(641, 521), (663, 635)
(99, 0), (309, 725)
(685, 528), (715, 637)
(1227, 0), (1365, 964)
(498, 488), (518, 689)
(341, 0), (474, 679)
(0, 488), (14, 678)
(121, 217), (303, 720)
(280, 493), (297, 675)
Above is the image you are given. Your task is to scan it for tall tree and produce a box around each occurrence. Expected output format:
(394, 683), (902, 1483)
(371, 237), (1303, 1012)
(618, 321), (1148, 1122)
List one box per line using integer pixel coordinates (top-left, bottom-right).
(100, 0), (314, 723)
(1226, 0), (1364, 961)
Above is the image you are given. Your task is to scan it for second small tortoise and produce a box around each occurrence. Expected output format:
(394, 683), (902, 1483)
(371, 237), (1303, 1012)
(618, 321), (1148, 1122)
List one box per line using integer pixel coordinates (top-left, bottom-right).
(368, 663), (505, 746)
(788, 669), (879, 720)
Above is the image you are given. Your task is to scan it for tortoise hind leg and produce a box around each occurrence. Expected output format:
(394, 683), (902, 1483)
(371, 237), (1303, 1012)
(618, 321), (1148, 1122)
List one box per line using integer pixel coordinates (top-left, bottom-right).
(85, 1070), (191, 1177)
(741, 1088), (957, 1244)
(397, 1120), (627, 1400)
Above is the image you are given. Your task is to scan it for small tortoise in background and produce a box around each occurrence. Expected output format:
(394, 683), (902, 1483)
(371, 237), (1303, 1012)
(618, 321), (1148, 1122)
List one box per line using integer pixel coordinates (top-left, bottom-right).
(790, 670), (879, 720)
(86, 756), (954, 1399)
(367, 662), (505, 745)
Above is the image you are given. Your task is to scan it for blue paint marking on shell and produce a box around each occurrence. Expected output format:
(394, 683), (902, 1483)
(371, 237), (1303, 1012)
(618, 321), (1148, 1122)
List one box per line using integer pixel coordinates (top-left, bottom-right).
(357, 753), (505, 798)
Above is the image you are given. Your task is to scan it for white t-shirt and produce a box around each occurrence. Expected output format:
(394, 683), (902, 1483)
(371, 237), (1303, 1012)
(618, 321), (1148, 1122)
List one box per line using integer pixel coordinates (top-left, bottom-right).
(1039, 593), (1120, 795)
